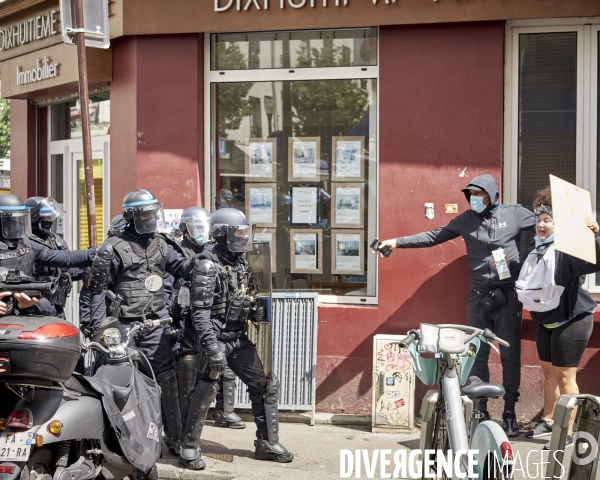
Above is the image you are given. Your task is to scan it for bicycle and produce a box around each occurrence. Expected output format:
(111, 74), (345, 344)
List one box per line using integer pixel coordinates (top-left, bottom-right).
(399, 324), (515, 480)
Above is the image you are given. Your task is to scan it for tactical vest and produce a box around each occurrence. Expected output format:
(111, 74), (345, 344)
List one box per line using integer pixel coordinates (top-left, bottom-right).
(108, 232), (168, 319)
(209, 251), (252, 326)
(0, 237), (35, 276)
(30, 233), (72, 307)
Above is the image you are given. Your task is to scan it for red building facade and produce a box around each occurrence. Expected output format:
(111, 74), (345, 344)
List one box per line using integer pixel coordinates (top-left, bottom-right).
(4, 0), (600, 422)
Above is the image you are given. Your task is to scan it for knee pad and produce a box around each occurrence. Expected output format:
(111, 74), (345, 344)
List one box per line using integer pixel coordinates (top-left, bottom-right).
(222, 367), (236, 382)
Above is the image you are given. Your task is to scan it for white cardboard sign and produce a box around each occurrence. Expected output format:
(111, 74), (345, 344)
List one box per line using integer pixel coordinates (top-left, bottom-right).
(550, 174), (596, 264)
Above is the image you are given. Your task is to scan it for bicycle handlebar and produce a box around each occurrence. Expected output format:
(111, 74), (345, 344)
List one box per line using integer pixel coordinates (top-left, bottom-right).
(398, 329), (420, 348)
(400, 324), (510, 349)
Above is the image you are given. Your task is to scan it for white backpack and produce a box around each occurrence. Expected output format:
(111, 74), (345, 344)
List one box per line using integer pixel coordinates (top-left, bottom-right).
(515, 244), (564, 312)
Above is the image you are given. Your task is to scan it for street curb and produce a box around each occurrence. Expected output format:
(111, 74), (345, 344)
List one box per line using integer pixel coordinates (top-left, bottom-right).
(227, 409), (372, 426)
(157, 464), (235, 480)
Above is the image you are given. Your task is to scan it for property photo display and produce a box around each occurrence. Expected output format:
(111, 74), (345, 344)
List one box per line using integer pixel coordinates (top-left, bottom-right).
(246, 138), (277, 182)
(253, 227), (276, 273)
(245, 183), (276, 227)
(331, 230), (364, 275)
(290, 185), (319, 225)
(290, 229), (323, 274)
(288, 137), (321, 182)
(332, 136), (365, 182)
(332, 183), (364, 228)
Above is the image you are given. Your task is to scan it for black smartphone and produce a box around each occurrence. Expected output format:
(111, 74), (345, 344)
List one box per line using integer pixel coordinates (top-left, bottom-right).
(370, 238), (392, 258)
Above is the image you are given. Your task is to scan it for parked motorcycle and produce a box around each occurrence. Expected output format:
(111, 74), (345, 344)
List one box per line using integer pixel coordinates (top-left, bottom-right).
(0, 309), (168, 480)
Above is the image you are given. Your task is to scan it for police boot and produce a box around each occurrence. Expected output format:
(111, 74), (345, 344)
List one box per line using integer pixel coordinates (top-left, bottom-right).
(177, 354), (197, 411)
(178, 380), (218, 470)
(213, 367), (245, 429)
(253, 375), (293, 463)
(156, 369), (182, 456)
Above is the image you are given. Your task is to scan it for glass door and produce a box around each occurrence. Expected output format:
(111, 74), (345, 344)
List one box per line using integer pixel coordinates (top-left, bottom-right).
(48, 139), (109, 324)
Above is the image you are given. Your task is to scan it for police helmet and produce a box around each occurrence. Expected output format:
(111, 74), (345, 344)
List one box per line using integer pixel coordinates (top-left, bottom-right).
(180, 206), (211, 246)
(25, 196), (65, 225)
(209, 208), (253, 253)
(0, 194), (32, 239)
(122, 190), (164, 235)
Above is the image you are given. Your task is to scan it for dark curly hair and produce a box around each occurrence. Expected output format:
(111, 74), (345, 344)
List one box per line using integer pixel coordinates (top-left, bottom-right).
(532, 187), (552, 216)
(532, 187), (552, 209)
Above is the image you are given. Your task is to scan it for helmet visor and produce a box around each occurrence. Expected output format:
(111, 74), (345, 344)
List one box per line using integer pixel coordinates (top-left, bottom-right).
(132, 203), (165, 235)
(227, 225), (253, 252)
(185, 217), (210, 245)
(36, 196), (66, 222)
(1, 210), (32, 239)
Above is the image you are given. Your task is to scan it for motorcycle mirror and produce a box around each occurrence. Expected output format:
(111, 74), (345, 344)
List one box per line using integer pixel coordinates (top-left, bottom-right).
(101, 327), (122, 346)
(144, 274), (163, 292)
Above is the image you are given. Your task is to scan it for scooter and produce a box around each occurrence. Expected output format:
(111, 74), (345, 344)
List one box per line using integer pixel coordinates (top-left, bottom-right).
(0, 311), (168, 480)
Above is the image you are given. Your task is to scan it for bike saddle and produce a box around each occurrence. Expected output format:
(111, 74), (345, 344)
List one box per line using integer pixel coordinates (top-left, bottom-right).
(461, 376), (504, 399)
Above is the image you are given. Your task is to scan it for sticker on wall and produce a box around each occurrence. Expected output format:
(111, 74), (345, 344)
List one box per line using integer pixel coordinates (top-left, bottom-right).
(424, 203), (434, 219)
(445, 204), (458, 214)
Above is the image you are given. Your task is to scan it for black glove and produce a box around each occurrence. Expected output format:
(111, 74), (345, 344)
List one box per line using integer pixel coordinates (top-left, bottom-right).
(206, 342), (227, 375)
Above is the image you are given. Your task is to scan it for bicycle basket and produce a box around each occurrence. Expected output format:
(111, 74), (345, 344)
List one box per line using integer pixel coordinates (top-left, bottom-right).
(457, 337), (481, 385)
(408, 342), (438, 385)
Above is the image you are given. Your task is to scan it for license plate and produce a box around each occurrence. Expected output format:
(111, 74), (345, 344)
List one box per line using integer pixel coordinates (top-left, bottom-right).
(0, 431), (33, 462)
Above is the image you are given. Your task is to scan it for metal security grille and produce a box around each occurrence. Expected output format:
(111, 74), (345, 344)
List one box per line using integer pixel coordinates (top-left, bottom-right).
(235, 293), (319, 424)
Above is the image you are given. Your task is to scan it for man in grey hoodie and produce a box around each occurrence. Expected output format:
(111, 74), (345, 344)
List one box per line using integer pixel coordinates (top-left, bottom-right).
(379, 174), (535, 437)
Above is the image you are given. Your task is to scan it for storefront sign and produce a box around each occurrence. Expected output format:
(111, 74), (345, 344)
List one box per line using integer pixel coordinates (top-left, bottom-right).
(16, 56), (59, 86)
(214, 0), (400, 11)
(0, 42), (111, 98)
(0, 10), (59, 51)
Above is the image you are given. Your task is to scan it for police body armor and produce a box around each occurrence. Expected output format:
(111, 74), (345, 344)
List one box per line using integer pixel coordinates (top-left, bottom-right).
(107, 231), (168, 319)
(0, 237), (35, 276)
(170, 240), (194, 320)
(210, 253), (253, 328)
(30, 234), (72, 307)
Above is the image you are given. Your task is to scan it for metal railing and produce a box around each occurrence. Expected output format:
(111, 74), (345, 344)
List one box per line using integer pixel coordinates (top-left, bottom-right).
(235, 293), (319, 424)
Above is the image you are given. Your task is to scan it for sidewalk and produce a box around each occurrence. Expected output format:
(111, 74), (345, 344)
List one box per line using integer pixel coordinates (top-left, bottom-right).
(156, 416), (588, 480)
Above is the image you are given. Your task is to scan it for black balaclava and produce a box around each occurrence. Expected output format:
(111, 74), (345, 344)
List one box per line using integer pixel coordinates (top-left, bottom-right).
(41, 220), (54, 235)
(215, 236), (241, 263)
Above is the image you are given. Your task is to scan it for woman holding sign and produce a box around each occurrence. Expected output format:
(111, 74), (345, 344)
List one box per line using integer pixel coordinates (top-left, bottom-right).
(516, 187), (599, 448)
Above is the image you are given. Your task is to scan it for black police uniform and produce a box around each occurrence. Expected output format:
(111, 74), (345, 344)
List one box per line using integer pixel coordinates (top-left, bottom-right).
(163, 236), (203, 410)
(167, 238), (245, 429)
(29, 230), (83, 319)
(88, 226), (196, 449)
(179, 242), (292, 469)
(0, 235), (93, 316)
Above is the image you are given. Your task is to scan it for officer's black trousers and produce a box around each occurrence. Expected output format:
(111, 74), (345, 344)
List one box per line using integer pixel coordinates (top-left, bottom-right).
(467, 288), (523, 412)
(188, 335), (269, 436)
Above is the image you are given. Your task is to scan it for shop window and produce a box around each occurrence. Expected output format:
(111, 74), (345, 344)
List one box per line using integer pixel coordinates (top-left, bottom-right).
(506, 21), (600, 290)
(50, 91), (110, 141)
(210, 29), (378, 302)
(211, 28), (377, 70)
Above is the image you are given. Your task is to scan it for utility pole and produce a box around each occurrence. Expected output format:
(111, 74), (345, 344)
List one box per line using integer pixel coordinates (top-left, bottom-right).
(73, 0), (97, 248)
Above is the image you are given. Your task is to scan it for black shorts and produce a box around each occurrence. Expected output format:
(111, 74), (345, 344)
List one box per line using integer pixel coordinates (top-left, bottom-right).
(536, 314), (594, 367)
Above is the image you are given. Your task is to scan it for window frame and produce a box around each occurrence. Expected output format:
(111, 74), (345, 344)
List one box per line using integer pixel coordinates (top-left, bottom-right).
(203, 29), (380, 305)
(504, 18), (600, 291)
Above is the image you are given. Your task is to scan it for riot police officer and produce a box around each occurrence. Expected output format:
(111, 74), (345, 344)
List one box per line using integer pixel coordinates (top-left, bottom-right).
(167, 206), (245, 429)
(0, 194), (93, 316)
(86, 189), (196, 455)
(25, 196), (84, 319)
(178, 208), (293, 470)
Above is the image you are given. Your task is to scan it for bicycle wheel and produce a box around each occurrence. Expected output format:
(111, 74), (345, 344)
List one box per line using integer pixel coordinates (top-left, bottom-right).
(430, 407), (450, 480)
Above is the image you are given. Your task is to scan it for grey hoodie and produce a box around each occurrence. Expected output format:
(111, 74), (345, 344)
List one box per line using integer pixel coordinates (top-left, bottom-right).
(396, 174), (536, 290)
